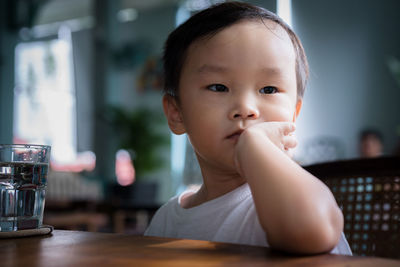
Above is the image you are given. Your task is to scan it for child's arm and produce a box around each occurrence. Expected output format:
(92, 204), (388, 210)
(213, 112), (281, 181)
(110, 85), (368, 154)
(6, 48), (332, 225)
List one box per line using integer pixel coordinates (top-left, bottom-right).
(235, 122), (343, 254)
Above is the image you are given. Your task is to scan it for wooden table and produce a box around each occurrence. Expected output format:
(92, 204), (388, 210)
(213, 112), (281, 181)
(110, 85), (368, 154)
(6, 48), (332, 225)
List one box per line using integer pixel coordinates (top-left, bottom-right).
(1, 230), (399, 266)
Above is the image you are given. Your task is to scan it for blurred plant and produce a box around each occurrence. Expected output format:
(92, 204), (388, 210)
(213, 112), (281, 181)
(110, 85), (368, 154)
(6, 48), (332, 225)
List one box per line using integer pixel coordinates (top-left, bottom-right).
(387, 57), (400, 137)
(104, 106), (169, 177)
(387, 56), (400, 87)
(112, 41), (152, 70)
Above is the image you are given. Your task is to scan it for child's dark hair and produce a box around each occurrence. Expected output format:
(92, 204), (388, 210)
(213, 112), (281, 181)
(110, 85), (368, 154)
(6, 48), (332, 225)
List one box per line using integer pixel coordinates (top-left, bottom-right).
(163, 1), (309, 101)
(360, 128), (384, 142)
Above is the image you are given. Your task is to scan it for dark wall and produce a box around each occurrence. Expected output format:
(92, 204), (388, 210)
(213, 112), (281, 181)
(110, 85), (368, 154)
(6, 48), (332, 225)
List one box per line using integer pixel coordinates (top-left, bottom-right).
(249, 0), (277, 11)
(73, 29), (94, 152)
(0, 1), (17, 144)
(292, 0), (400, 159)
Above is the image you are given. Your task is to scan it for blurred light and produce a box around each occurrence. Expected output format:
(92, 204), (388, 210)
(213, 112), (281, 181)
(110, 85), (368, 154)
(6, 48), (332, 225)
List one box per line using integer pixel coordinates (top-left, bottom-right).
(176, 5), (191, 27)
(277, 0), (292, 27)
(117, 8), (138, 23)
(171, 134), (186, 176)
(184, 0), (225, 12)
(31, 17), (94, 39)
(58, 25), (72, 41)
(115, 149), (135, 186)
(50, 151), (96, 172)
(77, 151), (96, 172)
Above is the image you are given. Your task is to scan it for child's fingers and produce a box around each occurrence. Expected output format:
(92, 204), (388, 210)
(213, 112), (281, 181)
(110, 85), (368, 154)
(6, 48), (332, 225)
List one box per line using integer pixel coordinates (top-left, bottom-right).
(281, 122), (296, 136)
(283, 135), (297, 149)
(283, 135), (297, 159)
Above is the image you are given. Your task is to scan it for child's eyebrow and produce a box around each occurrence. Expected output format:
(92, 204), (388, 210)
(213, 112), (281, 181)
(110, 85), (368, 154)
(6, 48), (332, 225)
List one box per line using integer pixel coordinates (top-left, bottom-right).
(196, 64), (283, 76)
(260, 67), (283, 76)
(196, 64), (228, 74)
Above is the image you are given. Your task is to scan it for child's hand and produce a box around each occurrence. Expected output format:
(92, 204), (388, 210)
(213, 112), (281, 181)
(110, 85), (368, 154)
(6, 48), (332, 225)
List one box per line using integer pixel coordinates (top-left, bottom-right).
(241, 121), (297, 155)
(234, 122), (297, 175)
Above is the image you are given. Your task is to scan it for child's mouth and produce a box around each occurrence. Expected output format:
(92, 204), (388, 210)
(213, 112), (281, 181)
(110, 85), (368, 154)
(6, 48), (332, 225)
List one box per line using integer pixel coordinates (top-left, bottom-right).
(227, 130), (243, 141)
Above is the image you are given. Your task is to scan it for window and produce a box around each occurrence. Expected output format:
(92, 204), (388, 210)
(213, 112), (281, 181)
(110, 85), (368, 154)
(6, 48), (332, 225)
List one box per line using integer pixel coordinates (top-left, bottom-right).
(14, 26), (77, 165)
(277, 0), (292, 27)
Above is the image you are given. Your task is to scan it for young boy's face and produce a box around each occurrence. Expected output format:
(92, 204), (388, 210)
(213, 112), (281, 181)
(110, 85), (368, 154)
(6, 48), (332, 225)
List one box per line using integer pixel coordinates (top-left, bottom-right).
(165, 20), (300, 172)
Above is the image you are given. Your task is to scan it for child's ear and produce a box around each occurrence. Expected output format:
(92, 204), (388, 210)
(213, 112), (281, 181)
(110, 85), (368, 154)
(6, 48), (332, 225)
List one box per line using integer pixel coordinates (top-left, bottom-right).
(162, 94), (186, 135)
(292, 99), (303, 123)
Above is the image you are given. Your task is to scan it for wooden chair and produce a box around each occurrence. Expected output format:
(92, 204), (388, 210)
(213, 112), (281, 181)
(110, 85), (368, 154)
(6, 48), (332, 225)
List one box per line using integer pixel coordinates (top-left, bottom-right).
(303, 156), (400, 259)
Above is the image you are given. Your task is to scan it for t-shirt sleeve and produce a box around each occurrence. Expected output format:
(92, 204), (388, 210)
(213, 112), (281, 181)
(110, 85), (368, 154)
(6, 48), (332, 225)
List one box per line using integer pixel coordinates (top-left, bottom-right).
(330, 232), (353, 255)
(144, 206), (166, 237)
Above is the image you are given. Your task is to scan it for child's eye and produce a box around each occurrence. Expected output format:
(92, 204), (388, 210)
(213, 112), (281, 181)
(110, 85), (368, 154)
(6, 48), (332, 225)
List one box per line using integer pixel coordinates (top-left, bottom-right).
(259, 86), (278, 94)
(206, 84), (228, 92)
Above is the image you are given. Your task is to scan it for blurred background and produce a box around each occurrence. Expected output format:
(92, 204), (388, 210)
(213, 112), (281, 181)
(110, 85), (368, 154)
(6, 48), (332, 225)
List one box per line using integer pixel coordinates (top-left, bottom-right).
(1, 0), (399, 234)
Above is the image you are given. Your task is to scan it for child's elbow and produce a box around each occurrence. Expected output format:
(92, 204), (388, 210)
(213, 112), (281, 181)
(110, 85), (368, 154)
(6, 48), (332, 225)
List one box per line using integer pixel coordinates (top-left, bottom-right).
(310, 206), (345, 254)
(268, 224), (341, 255)
(268, 210), (344, 255)
(299, 224), (342, 254)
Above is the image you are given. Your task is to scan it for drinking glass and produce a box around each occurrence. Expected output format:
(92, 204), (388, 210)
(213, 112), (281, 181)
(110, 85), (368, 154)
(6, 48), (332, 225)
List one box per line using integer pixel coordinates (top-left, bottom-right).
(0, 144), (51, 231)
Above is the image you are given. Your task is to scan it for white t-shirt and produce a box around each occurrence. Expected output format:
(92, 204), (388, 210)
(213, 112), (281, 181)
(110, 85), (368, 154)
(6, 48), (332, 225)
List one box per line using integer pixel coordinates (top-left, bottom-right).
(144, 183), (352, 255)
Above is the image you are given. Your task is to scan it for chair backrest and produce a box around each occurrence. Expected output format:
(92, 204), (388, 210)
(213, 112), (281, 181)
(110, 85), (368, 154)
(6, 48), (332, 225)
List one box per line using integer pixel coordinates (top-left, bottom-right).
(303, 156), (400, 259)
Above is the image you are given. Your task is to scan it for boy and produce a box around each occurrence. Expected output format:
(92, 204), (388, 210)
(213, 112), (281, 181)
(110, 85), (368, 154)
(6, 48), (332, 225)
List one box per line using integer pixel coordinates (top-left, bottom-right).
(145, 2), (351, 255)
(359, 128), (384, 158)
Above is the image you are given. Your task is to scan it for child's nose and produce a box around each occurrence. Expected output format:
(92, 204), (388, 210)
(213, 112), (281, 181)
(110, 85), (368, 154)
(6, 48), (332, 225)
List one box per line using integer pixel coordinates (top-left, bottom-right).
(228, 101), (260, 120)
